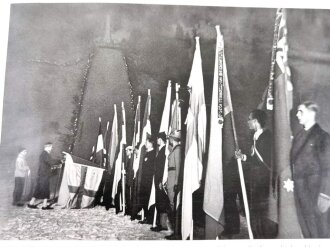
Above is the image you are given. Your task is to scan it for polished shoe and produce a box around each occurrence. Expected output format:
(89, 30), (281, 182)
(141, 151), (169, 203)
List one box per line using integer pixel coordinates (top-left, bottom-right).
(27, 204), (38, 209)
(16, 203), (25, 207)
(41, 205), (54, 210)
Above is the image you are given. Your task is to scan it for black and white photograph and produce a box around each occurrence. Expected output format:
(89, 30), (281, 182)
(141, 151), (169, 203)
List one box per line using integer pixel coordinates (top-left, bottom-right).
(1, 0), (330, 244)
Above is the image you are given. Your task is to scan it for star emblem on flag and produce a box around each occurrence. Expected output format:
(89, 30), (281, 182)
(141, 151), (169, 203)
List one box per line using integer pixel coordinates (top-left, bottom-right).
(283, 178), (294, 192)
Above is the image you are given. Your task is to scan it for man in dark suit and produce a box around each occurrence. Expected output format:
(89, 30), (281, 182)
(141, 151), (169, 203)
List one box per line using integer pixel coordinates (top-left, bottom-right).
(238, 109), (275, 238)
(150, 132), (169, 231)
(28, 142), (62, 210)
(138, 135), (156, 223)
(291, 101), (330, 238)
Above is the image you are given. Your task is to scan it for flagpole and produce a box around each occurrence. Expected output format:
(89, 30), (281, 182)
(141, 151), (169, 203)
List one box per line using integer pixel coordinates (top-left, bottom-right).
(122, 142), (126, 214)
(152, 207), (157, 227)
(230, 110), (254, 239)
(121, 102), (126, 215)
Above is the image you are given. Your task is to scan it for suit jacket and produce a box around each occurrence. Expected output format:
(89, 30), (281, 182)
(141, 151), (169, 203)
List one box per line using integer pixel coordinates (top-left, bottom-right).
(247, 129), (272, 170)
(246, 129), (272, 207)
(154, 146), (166, 186)
(154, 146), (169, 212)
(291, 123), (330, 196)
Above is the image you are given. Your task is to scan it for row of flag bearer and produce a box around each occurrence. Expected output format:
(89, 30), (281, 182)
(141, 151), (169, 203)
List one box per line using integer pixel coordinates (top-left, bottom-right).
(55, 8), (330, 240)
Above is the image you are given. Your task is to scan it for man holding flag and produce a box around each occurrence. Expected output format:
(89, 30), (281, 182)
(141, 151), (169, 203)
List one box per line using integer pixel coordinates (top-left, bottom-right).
(237, 109), (275, 238)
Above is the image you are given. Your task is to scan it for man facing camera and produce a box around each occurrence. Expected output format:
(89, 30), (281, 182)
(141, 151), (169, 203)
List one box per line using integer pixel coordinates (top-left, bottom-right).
(291, 101), (330, 238)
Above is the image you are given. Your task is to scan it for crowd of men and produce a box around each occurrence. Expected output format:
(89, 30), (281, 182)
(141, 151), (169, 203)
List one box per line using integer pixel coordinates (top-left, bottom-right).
(113, 130), (183, 240)
(12, 101), (330, 239)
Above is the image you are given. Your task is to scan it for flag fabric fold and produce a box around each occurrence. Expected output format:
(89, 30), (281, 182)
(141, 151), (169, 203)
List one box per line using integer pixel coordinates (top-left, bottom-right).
(203, 25), (225, 224)
(181, 36), (207, 240)
(111, 103), (127, 201)
(203, 26), (238, 239)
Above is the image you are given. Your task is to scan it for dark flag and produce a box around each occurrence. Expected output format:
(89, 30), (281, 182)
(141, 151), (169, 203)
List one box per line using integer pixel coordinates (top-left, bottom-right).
(126, 96), (141, 215)
(260, 8), (302, 238)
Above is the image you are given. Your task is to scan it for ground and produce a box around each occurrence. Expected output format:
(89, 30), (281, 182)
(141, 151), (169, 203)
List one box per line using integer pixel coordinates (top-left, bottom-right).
(0, 206), (170, 240)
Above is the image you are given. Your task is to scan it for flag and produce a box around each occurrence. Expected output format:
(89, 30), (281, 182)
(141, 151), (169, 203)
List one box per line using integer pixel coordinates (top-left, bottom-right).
(149, 81), (172, 209)
(261, 8), (301, 238)
(111, 102), (127, 201)
(133, 90), (151, 178)
(181, 36), (207, 240)
(133, 96), (141, 148)
(89, 146), (95, 161)
(162, 83), (181, 185)
(131, 90), (152, 217)
(108, 105), (119, 172)
(57, 153), (104, 208)
(81, 165), (105, 208)
(102, 121), (110, 168)
(102, 105), (119, 208)
(203, 25), (236, 238)
(94, 117), (104, 167)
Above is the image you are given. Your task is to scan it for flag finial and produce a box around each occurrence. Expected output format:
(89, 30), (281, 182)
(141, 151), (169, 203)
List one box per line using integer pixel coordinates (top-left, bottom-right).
(138, 95), (141, 102)
(148, 89), (151, 96)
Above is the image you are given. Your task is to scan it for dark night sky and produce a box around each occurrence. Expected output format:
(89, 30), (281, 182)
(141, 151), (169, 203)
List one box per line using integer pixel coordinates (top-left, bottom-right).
(2, 3), (330, 174)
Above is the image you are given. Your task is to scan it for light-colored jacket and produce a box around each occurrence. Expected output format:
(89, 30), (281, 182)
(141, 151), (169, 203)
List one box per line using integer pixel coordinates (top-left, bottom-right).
(14, 154), (29, 177)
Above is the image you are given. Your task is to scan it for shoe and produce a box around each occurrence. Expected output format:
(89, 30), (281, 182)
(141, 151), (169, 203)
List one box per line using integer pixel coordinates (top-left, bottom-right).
(165, 234), (179, 240)
(138, 219), (148, 224)
(16, 203), (25, 207)
(27, 204), (38, 209)
(150, 226), (166, 232)
(41, 205), (54, 210)
(219, 230), (237, 239)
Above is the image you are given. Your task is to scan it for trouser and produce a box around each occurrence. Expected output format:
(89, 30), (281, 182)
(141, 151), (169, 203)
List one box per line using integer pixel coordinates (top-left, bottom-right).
(295, 175), (330, 238)
(13, 177), (25, 204)
(167, 184), (177, 232)
(223, 191), (241, 234)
